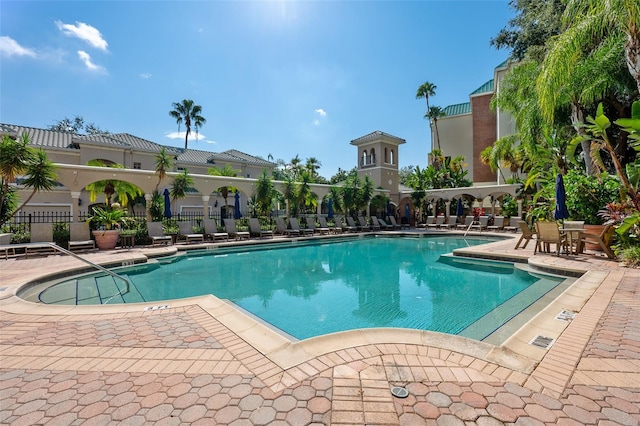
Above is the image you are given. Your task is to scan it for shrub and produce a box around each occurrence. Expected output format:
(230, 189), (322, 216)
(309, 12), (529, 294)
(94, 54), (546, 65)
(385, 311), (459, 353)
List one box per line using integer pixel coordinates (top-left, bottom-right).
(563, 170), (620, 224)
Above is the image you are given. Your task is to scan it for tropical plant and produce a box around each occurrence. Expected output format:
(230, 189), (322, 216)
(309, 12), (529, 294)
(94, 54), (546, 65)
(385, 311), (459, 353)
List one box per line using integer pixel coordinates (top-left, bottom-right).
(297, 171), (317, 214)
(416, 81), (438, 149)
(87, 205), (131, 230)
(154, 147), (174, 192)
(169, 99), (206, 150)
(170, 169), (195, 212)
(0, 134), (58, 226)
(48, 115), (110, 135)
(84, 160), (143, 209)
(425, 106), (446, 151)
(208, 164), (241, 210)
(305, 157), (322, 179)
(254, 169), (275, 217)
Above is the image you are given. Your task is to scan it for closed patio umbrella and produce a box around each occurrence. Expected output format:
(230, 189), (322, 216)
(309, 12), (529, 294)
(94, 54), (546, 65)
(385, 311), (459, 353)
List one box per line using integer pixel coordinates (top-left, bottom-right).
(163, 188), (172, 218)
(554, 173), (569, 221)
(456, 198), (464, 216)
(327, 198), (334, 219)
(234, 191), (242, 219)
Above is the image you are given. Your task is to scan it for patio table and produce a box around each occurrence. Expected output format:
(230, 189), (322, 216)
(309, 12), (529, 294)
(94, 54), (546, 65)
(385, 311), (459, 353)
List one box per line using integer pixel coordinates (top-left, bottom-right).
(560, 227), (584, 254)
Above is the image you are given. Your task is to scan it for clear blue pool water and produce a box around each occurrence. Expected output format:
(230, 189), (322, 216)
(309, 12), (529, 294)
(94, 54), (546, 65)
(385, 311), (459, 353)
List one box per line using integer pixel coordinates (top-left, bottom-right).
(23, 236), (564, 340)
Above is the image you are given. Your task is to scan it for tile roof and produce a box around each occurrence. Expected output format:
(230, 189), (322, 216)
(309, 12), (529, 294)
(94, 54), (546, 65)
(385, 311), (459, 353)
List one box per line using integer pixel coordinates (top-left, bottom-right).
(350, 130), (406, 145)
(470, 79), (494, 96)
(442, 102), (471, 117)
(0, 123), (274, 167)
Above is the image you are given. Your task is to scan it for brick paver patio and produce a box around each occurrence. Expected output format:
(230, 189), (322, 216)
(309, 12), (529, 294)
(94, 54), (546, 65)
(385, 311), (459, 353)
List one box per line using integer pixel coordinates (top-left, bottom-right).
(1, 232), (638, 425)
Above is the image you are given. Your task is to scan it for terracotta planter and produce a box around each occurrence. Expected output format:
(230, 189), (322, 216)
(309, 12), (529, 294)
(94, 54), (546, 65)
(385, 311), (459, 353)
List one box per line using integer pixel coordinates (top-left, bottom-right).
(92, 230), (120, 250)
(583, 224), (606, 251)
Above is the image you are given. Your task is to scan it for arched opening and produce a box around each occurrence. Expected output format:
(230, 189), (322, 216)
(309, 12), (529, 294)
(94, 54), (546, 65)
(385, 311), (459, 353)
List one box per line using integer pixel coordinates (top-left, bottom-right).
(370, 148), (376, 165)
(390, 149), (394, 165)
(361, 150), (368, 166)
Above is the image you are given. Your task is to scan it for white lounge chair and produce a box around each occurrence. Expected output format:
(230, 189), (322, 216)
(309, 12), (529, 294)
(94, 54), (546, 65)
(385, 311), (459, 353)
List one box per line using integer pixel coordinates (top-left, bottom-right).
(68, 222), (96, 252)
(249, 218), (274, 238)
(224, 219), (250, 240)
(178, 221), (204, 244)
(203, 218), (229, 241)
(147, 221), (172, 246)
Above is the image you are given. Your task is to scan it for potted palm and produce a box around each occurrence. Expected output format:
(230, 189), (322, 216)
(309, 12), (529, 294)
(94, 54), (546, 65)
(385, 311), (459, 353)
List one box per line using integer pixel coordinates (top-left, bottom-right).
(88, 205), (130, 250)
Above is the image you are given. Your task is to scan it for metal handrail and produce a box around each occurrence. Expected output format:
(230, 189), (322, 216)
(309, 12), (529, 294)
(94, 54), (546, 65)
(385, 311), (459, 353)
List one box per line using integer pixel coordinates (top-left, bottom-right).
(43, 243), (130, 296)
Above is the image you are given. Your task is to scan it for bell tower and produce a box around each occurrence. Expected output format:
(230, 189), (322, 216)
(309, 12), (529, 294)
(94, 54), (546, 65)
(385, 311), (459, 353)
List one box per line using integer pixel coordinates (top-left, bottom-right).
(350, 131), (405, 201)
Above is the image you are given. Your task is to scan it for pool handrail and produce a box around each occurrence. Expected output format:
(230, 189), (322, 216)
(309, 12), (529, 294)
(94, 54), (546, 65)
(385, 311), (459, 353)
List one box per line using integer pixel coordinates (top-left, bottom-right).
(27, 242), (131, 298)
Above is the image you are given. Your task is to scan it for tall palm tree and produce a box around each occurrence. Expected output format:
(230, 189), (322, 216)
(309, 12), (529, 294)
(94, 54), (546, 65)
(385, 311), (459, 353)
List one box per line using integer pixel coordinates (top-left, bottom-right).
(254, 169), (275, 217)
(416, 81), (437, 149)
(170, 169), (194, 212)
(169, 99), (206, 150)
(0, 134), (32, 218)
(305, 157), (322, 179)
(208, 164), (241, 211)
(425, 106), (446, 151)
(289, 155), (303, 181)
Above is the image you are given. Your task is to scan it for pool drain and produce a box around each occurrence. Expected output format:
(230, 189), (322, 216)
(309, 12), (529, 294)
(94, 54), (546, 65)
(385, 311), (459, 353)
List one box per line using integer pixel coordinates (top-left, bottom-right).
(391, 386), (409, 398)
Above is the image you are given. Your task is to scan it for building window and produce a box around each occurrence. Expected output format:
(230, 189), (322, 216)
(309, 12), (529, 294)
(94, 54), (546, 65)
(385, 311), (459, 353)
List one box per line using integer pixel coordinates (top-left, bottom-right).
(246, 173), (251, 178)
(390, 150), (394, 165)
(133, 162), (141, 170)
(177, 167), (185, 171)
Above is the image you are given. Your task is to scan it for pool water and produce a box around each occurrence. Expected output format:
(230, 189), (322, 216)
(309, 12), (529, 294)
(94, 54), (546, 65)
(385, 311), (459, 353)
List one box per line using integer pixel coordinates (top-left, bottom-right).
(24, 236), (564, 340)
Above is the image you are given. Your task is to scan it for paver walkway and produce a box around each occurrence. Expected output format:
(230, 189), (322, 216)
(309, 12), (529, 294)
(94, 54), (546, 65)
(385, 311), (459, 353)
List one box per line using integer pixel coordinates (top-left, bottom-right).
(1, 233), (638, 425)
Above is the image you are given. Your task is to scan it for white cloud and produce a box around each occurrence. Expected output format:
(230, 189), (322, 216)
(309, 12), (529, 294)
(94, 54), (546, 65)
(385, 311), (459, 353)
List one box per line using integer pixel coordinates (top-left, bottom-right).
(313, 108), (327, 126)
(139, 72), (152, 79)
(165, 131), (215, 145)
(0, 36), (37, 58)
(77, 50), (105, 72)
(56, 20), (108, 51)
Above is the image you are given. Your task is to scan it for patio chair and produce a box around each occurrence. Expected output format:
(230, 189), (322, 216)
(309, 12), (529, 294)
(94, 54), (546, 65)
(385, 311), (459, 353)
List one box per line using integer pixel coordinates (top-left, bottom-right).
(275, 217), (299, 237)
(470, 215), (489, 232)
(335, 216), (357, 232)
(249, 218), (274, 239)
(318, 216), (341, 234)
(576, 223), (615, 259)
(203, 218), (229, 242)
(178, 221), (204, 244)
(368, 216), (381, 231)
(514, 221), (536, 249)
(534, 221), (568, 256)
(375, 217), (394, 231)
(27, 223), (56, 257)
(387, 216), (406, 230)
(68, 222), (96, 252)
(504, 218), (519, 232)
(306, 216), (330, 235)
(443, 216), (458, 229)
(356, 216), (372, 231)
(224, 219), (250, 240)
(487, 216), (505, 232)
(289, 218), (313, 235)
(456, 215), (475, 230)
(147, 221), (172, 246)
(422, 215), (435, 228)
(427, 216), (445, 229)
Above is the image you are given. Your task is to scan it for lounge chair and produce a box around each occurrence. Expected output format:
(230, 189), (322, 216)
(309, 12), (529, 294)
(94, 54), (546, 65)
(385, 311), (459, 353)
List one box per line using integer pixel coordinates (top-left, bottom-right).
(355, 216), (371, 231)
(504, 218), (519, 232)
(576, 223), (615, 259)
(306, 217), (330, 235)
(318, 216), (341, 234)
(335, 216), (357, 232)
(347, 216), (366, 232)
(68, 222), (96, 252)
(535, 221), (567, 256)
(224, 219), (250, 240)
(203, 218), (229, 242)
(27, 223), (56, 257)
(249, 218), (274, 239)
(275, 218), (299, 237)
(470, 216), (489, 232)
(147, 221), (172, 246)
(456, 216), (475, 230)
(375, 216), (394, 231)
(443, 216), (458, 229)
(388, 216), (408, 230)
(514, 221), (535, 249)
(487, 216), (505, 232)
(367, 216), (381, 231)
(289, 218), (313, 235)
(427, 216), (445, 229)
(421, 215), (435, 228)
(178, 221), (204, 244)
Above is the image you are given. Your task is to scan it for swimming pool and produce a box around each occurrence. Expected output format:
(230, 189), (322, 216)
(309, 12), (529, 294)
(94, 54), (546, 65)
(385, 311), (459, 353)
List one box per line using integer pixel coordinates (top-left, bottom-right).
(20, 236), (565, 341)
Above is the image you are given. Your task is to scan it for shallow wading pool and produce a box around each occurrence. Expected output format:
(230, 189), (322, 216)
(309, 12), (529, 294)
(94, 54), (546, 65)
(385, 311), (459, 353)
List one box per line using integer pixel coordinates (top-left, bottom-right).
(19, 236), (565, 341)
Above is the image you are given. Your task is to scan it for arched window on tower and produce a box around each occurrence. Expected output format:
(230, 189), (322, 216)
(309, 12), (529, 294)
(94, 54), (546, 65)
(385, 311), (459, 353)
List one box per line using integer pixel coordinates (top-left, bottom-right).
(370, 148), (376, 165)
(361, 150), (368, 166)
(390, 149), (394, 165)
(384, 148), (389, 163)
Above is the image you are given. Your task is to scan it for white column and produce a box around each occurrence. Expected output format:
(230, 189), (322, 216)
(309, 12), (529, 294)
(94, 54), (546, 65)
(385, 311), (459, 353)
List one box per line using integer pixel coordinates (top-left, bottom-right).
(202, 195), (210, 219)
(70, 191), (81, 222)
(444, 201), (451, 219)
(145, 193), (153, 222)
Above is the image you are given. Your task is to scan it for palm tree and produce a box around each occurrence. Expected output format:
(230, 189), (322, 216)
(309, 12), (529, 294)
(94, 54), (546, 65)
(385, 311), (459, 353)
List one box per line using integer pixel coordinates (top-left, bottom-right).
(208, 164), (241, 211)
(289, 155), (303, 181)
(170, 169), (194, 212)
(169, 99), (206, 150)
(425, 106), (446, 151)
(84, 160), (143, 209)
(154, 147), (174, 192)
(297, 171), (317, 214)
(305, 157), (322, 179)
(254, 169), (275, 217)
(0, 134), (58, 225)
(416, 81), (437, 149)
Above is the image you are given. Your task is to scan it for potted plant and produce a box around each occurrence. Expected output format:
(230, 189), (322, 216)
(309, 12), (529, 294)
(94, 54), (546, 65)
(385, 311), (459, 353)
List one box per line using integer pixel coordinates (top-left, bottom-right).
(88, 204), (131, 250)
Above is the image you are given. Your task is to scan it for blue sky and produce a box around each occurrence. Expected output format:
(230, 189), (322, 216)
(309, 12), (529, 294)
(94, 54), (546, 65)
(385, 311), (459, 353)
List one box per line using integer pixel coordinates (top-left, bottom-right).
(1, 1), (513, 178)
